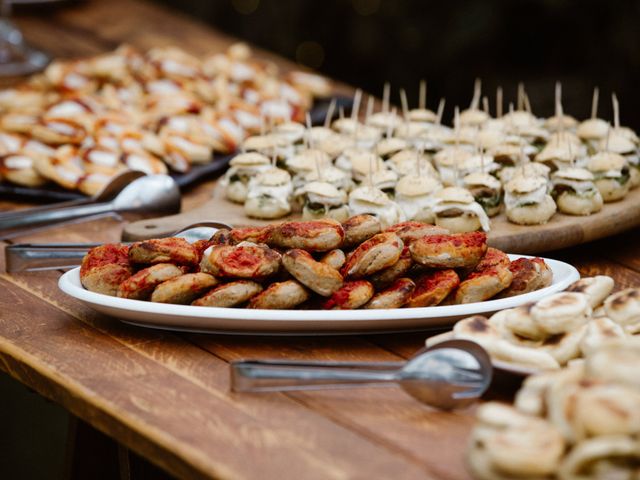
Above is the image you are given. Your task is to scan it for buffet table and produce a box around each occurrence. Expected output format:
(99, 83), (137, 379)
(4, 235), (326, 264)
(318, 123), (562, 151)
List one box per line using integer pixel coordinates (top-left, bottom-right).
(2, 1), (640, 479)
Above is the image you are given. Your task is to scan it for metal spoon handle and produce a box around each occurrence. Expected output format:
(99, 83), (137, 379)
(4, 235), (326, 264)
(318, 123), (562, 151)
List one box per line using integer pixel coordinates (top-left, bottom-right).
(0, 201), (114, 233)
(4, 243), (102, 272)
(231, 360), (401, 393)
(0, 197), (94, 221)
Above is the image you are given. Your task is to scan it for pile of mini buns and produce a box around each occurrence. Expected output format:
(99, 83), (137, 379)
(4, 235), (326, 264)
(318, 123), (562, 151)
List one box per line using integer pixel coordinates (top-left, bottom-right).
(79, 216), (551, 309)
(222, 81), (639, 230)
(430, 276), (640, 371)
(468, 336), (640, 479)
(0, 43), (330, 195)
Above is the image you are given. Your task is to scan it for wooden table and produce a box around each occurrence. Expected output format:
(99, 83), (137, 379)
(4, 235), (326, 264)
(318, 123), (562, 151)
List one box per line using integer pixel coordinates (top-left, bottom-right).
(2, 1), (640, 478)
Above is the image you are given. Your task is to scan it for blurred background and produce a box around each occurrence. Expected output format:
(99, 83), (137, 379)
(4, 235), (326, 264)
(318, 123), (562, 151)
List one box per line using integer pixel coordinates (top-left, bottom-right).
(153, 0), (640, 128)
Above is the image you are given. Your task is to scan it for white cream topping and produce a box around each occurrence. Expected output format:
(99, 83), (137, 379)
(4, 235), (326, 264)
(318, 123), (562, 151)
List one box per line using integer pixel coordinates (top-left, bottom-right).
(432, 200), (491, 231)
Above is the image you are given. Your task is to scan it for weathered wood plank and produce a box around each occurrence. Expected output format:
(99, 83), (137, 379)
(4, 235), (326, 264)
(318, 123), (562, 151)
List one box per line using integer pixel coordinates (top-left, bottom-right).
(0, 272), (431, 480)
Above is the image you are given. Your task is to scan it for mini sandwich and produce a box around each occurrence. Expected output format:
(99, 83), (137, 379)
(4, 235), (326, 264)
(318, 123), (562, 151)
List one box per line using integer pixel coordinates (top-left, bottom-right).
(598, 130), (640, 188)
(498, 162), (551, 185)
(457, 108), (489, 127)
(504, 175), (556, 225)
(348, 185), (405, 229)
(587, 151), (631, 202)
(366, 110), (401, 132)
(317, 133), (355, 159)
(551, 167), (603, 215)
(408, 107), (437, 124)
(272, 121), (306, 145)
(296, 181), (350, 222)
(375, 137), (409, 160)
(331, 117), (360, 135)
(370, 168), (398, 197)
(433, 146), (473, 186)
(463, 172), (502, 217)
(544, 113), (578, 132)
(345, 151), (385, 183)
(535, 142), (583, 171)
(244, 167), (293, 219)
(387, 149), (439, 178)
(393, 122), (429, 142)
(431, 187), (491, 233)
(576, 118), (610, 143)
(489, 143), (537, 170)
(456, 153), (500, 180)
(285, 149), (331, 188)
(353, 124), (382, 150)
(241, 134), (293, 160)
(394, 175), (441, 222)
(304, 165), (354, 192)
(223, 152), (271, 203)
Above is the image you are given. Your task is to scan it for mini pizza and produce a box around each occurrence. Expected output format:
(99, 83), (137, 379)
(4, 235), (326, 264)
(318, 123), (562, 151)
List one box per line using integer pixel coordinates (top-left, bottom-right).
(150, 273), (218, 304)
(341, 214), (382, 248)
(80, 243), (132, 296)
(454, 265), (514, 304)
(228, 225), (273, 245)
(409, 231), (488, 269)
(247, 280), (310, 309)
(384, 221), (449, 244)
(319, 249), (346, 270)
(200, 244), (281, 279)
(340, 232), (404, 279)
(368, 245), (413, 290)
(364, 278), (415, 309)
(497, 257), (553, 299)
(128, 238), (199, 266)
(269, 219), (344, 252)
(322, 280), (375, 310)
(192, 280), (263, 307)
(405, 269), (460, 307)
(117, 263), (184, 300)
(282, 249), (343, 296)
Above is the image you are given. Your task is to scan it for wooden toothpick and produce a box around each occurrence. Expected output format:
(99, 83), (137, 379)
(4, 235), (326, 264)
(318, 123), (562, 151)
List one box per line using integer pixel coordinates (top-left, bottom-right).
(324, 98), (336, 129)
(351, 89), (362, 122)
(496, 86), (503, 118)
(382, 82), (390, 114)
(454, 106), (461, 146)
(612, 93), (620, 129)
(305, 112), (314, 149)
(400, 88), (410, 121)
(436, 98), (446, 125)
(482, 96), (490, 116)
(419, 79), (427, 110)
(365, 95), (374, 123)
(591, 87), (599, 120)
(470, 78), (482, 110)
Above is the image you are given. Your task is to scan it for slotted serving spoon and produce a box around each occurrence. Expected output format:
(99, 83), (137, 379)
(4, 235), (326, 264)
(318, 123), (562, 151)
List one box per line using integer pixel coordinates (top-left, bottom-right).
(0, 173), (181, 237)
(231, 339), (493, 410)
(4, 220), (231, 272)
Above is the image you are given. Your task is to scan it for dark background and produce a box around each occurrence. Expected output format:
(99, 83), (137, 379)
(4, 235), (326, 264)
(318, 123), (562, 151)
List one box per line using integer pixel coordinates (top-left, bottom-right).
(155, 0), (640, 129)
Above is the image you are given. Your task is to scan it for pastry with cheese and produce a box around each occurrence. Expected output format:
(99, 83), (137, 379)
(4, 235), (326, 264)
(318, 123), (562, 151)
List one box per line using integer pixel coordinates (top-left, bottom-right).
(504, 176), (556, 225)
(431, 187), (491, 232)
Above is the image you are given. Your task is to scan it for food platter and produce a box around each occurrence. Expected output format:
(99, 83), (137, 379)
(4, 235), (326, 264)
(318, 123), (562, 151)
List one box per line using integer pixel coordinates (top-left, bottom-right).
(59, 254), (578, 335)
(123, 182), (640, 253)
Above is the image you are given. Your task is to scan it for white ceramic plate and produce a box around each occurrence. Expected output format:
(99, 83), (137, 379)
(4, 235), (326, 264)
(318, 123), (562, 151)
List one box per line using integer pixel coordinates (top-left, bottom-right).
(58, 254), (579, 335)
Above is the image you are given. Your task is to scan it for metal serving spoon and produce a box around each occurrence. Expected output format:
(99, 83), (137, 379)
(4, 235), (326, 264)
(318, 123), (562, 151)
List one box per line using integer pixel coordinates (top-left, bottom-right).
(0, 174), (181, 236)
(4, 220), (231, 272)
(231, 339), (493, 410)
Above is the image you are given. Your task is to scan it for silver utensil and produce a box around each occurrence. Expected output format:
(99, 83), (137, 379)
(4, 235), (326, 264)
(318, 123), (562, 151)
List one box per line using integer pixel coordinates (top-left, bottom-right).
(0, 174), (181, 237)
(0, 170), (145, 218)
(4, 220), (231, 272)
(230, 339), (493, 410)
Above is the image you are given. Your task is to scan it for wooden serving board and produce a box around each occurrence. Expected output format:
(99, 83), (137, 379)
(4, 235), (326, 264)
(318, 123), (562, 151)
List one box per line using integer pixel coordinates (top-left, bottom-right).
(123, 180), (640, 254)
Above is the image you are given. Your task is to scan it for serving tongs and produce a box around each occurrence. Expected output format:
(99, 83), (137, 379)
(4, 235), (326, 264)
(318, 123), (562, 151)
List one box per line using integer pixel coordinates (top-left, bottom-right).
(0, 172), (181, 238)
(4, 221), (231, 272)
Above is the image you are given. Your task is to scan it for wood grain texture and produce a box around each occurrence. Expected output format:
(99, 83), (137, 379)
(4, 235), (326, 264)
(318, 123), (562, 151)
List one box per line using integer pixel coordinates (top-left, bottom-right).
(124, 181), (640, 254)
(0, 1), (638, 479)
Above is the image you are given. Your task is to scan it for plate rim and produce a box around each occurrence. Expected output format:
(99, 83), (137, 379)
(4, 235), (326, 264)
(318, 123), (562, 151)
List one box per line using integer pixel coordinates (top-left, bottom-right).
(58, 254), (579, 332)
